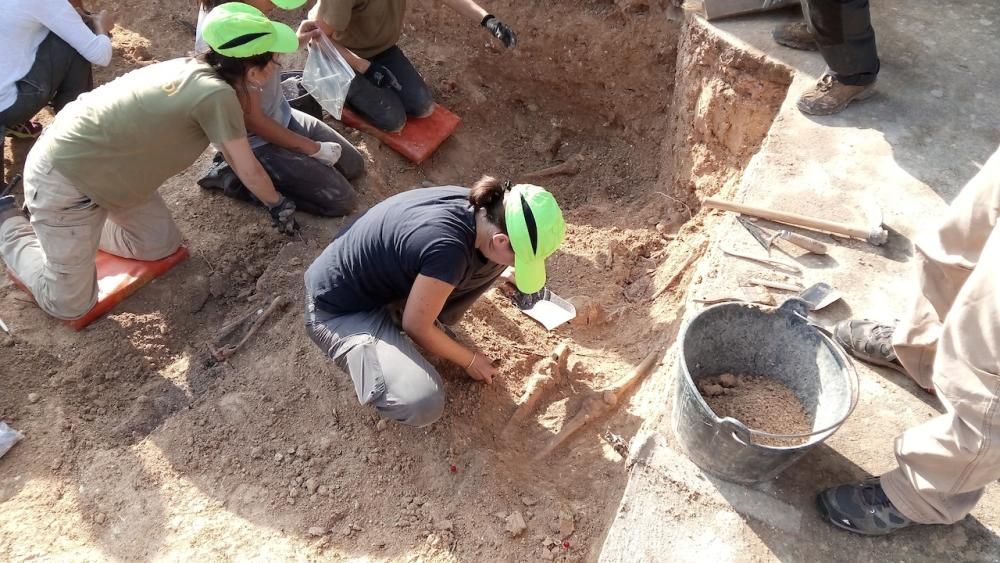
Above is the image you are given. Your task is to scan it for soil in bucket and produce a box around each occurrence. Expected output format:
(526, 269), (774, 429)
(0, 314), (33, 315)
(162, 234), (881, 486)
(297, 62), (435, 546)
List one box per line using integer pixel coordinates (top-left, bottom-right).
(699, 373), (812, 447)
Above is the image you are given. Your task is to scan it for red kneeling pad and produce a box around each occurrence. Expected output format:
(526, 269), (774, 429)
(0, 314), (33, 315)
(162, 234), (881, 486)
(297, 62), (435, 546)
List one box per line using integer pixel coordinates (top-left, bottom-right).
(340, 104), (461, 164)
(7, 246), (189, 330)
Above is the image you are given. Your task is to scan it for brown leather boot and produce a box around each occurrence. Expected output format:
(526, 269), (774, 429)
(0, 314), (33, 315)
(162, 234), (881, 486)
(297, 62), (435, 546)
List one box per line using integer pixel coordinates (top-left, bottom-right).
(797, 74), (876, 116)
(772, 21), (818, 51)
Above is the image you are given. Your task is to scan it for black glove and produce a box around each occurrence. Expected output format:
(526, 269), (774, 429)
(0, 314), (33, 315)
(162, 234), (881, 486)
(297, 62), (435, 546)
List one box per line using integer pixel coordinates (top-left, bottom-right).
(363, 64), (402, 91)
(481, 14), (517, 48)
(268, 196), (299, 235)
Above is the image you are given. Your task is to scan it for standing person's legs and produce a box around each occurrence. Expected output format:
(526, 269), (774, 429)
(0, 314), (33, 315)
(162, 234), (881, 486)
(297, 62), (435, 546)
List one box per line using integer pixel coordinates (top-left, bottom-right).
(286, 109), (365, 180)
(878, 149), (1000, 525)
(99, 193), (182, 261)
(894, 149), (1000, 390)
(802, 0), (879, 85)
(306, 302), (446, 426)
(0, 151), (105, 319)
(369, 46), (435, 118)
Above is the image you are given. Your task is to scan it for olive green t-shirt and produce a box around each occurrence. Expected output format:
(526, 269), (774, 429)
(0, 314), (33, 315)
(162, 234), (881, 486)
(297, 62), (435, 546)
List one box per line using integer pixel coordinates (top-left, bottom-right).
(318, 0), (406, 59)
(40, 58), (245, 212)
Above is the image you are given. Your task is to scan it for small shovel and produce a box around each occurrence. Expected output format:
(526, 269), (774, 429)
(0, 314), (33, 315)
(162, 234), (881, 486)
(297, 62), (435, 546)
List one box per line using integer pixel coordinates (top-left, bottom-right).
(797, 282), (842, 311)
(511, 287), (577, 331)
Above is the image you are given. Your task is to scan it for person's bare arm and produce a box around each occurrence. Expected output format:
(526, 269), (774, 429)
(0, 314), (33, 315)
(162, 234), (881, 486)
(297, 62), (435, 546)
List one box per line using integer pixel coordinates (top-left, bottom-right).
(402, 275), (498, 384)
(300, 17), (371, 73)
(438, 0), (489, 20)
(219, 138), (281, 206)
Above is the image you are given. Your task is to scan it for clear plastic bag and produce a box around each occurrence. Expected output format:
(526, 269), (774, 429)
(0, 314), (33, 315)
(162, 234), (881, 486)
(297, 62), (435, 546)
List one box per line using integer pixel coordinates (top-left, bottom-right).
(0, 421), (23, 459)
(301, 34), (355, 120)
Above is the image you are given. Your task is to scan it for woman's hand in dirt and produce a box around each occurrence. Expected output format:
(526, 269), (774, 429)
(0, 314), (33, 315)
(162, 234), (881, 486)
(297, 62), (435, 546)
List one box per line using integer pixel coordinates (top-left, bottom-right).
(465, 352), (498, 385)
(296, 20), (324, 49)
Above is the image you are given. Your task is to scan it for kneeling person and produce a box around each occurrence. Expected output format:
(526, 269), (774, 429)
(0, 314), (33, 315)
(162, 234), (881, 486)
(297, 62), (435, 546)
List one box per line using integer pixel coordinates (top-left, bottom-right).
(305, 177), (564, 426)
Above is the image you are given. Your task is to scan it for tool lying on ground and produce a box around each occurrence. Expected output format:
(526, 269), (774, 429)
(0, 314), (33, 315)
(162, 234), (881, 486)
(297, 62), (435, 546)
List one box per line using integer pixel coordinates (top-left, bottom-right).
(722, 247), (802, 275)
(704, 197), (888, 245)
(747, 277), (804, 293)
(209, 295), (290, 362)
(339, 104), (460, 165)
(797, 282), (842, 311)
(511, 287), (576, 331)
(535, 346), (664, 460)
(737, 215), (829, 255)
(7, 247), (189, 330)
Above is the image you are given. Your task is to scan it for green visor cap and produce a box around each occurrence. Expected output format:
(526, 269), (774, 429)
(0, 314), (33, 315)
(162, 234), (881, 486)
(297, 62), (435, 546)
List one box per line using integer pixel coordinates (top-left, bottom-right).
(202, 3), (300, 58)
(272, 0), (307, 8)
(504, 184), (566, 294)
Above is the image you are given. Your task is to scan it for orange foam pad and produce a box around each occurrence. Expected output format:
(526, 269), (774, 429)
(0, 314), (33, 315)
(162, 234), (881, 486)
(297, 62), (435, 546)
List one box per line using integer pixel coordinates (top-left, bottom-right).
(340, 104), (460, 164)
(7, 246), (189, 331)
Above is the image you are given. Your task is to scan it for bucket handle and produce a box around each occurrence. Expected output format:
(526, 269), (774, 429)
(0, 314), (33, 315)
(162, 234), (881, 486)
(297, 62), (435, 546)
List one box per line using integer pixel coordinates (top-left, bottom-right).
(719, 417), (754, 446)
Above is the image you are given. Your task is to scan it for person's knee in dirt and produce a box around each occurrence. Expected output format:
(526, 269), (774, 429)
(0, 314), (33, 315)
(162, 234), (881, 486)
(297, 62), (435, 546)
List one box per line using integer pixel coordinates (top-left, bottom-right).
(765, 0), (879, 115)
(1, 0), (114, 180)
(304, 176), (565, 427)
(0, 4), (305, 320)
(194, 0), (365, 216)
(309, 0), (517, 133)
(816, 146), (1000, 537)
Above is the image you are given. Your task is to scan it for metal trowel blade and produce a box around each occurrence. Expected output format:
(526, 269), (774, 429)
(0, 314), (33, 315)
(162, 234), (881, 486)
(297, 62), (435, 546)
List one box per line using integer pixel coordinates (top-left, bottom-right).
(798, 282), (842, 311)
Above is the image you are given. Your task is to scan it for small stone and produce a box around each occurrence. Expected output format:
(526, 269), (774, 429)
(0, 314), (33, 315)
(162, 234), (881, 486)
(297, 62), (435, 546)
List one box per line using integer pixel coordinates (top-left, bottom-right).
(527, 103), (539, 112)
(51, 458), (63, 471)
(437, 519), (453, 531)
(289, 257), (302, 267)
(542, 548), (556, 560)
(318, 485), (329, 495)
(94, 513), (106, 525)
(719, 373), (737, 388)
(305, 478), (319, 494)
(251, 446), (263, 459)
(559, 510), (575, 538)
(376, 419), (388, 432)
(307, 526), (327, 537)
(274, 453), (284, 462)
(521, 496), (538, 507)
(426, 533), (441, 547)
(701, 383), (724, 397)
(506, 511), (527, 537)
(27, 393), (39, 404)
(931, 89), (944, 98)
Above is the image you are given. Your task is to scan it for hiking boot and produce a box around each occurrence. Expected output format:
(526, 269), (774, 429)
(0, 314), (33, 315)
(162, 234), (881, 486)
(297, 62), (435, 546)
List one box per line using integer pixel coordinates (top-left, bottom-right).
(797, 74), (876, 116)
(5, 121), (43, 139)
(833, 319), (905, 373)
(772, 21), (818, 51)
(817, 477), (915, 535)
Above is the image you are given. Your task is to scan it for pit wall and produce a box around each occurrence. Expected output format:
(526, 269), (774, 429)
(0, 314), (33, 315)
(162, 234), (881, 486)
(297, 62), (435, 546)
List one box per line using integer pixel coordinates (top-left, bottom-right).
(659, 15), (792, 207)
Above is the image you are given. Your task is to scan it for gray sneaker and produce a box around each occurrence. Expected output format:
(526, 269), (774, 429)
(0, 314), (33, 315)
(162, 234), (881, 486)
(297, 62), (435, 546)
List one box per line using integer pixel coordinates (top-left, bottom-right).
(833, 319), (905, 373)
(817, 477), (915, 535)
(772, 21), (818, 51)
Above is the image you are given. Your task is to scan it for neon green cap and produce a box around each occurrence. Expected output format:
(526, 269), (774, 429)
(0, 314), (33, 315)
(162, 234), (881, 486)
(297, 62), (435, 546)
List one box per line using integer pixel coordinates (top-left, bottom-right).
(202, 3), (299, 58)
(504, 184), (566, 294)
(272, 0), (307, 8)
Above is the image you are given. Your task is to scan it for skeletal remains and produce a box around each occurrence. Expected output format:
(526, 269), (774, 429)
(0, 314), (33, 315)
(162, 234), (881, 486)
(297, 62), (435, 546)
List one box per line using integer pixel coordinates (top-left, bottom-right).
(502, 341), (664, 459)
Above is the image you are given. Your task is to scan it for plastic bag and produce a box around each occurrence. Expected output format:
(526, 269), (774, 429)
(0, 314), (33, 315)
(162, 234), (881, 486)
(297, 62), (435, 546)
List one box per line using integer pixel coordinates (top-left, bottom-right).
(0, 421), (23, 459)
(301, 34), (355, 120)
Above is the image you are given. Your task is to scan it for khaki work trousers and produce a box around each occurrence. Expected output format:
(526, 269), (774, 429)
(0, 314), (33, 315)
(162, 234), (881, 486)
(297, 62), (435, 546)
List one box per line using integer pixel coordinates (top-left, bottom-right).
(0, 148), (182, 320)
(880, 147), (1000, 525)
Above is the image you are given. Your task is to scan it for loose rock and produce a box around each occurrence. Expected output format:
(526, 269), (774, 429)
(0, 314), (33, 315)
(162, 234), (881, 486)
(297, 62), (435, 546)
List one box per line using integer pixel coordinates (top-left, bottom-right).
(27, 393), (39, 404)
(307, 526), (327, 537)
(506, 511), (527, 537)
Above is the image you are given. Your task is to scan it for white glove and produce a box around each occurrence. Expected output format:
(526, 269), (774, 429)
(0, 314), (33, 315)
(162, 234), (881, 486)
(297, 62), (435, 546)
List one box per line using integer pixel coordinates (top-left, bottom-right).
(310, 141), (342, 169)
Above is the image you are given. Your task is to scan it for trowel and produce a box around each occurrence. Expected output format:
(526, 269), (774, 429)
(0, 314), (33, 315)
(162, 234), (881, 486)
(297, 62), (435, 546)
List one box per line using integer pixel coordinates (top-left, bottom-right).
(797, 282), (842, 311)
(511, 287), (577, 331)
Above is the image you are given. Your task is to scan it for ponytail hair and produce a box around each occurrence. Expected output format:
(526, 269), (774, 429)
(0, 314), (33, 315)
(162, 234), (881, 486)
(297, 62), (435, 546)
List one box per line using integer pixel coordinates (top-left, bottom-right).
(198, 50), (275, 95)
(469, 175), (509, 232)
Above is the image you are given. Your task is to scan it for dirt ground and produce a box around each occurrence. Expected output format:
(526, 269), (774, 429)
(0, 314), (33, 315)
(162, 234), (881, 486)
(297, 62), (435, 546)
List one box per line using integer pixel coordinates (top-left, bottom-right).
(0, 1), (787, 561)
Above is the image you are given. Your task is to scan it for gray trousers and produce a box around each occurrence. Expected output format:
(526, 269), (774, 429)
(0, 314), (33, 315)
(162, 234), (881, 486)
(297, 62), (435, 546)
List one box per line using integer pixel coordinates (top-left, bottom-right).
(198, 109), (365, 217)
(802, 0), (880, 85)
(305, 260), (504, 426)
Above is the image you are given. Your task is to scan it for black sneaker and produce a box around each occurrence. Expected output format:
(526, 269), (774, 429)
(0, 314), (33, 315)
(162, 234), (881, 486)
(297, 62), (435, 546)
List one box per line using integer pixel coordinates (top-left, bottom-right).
(817, 477), (915, 535)
(833, 319), (906, 373)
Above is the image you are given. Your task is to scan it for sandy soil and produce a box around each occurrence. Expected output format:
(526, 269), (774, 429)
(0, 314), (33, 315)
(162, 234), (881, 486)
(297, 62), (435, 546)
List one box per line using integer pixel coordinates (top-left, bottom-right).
(1, 1), (786, 561)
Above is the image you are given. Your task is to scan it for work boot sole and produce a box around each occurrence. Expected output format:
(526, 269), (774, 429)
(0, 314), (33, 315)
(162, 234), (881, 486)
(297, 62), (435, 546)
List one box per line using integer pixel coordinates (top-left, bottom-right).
(797, 85), (876, 116)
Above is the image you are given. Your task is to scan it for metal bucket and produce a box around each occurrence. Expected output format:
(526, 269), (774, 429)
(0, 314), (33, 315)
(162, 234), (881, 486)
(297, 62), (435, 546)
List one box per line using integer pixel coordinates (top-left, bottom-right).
(672, 299), (859, 484)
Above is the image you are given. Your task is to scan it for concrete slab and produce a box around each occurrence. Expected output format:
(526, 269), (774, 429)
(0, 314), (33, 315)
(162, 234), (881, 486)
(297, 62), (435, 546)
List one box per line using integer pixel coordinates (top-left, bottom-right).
(600, 2), (1000, 560)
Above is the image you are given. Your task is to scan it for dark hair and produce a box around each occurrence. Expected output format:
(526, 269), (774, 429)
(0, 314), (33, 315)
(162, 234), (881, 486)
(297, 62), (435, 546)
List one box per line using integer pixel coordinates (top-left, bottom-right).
(199, 0), (228, 9)
(198, 50), (275, 93)
(469, 175), (509, 231)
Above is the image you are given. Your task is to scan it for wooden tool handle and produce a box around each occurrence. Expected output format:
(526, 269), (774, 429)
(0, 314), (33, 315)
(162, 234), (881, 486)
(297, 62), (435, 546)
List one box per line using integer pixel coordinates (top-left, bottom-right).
(703, 197), (870, 241)
(780, 231), (829, 255)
